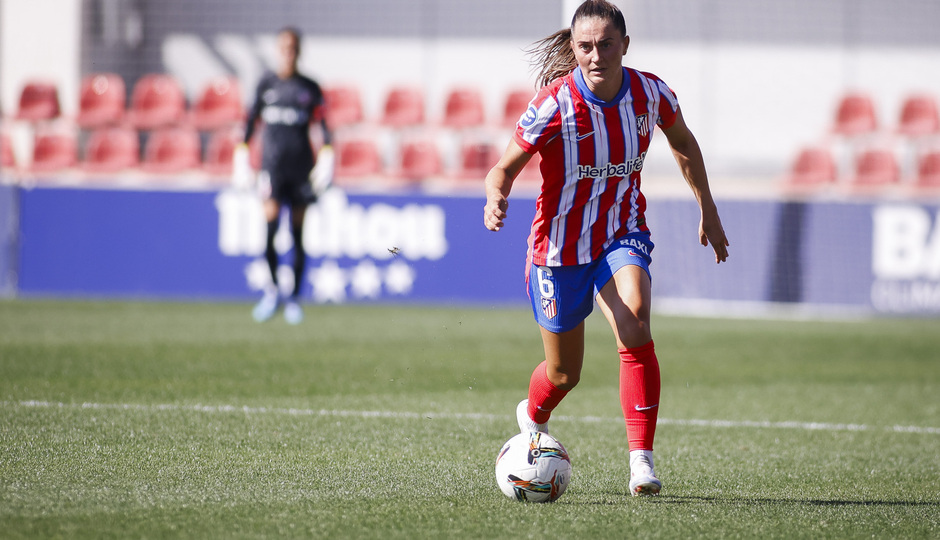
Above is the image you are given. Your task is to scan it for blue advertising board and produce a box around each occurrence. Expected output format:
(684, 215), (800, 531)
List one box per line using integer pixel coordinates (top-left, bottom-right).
(11, 184), (940, 315)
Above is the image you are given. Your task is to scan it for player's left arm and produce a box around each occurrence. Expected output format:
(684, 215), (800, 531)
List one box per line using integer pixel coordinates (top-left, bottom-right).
(662, 108), (730, 263)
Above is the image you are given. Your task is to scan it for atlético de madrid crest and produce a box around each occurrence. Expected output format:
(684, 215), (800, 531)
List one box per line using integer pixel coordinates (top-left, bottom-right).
(541, 297), (557, 320)
(636, 114), (650, 137)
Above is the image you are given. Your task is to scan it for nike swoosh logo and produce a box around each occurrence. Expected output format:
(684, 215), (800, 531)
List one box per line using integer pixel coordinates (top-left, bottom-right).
(576, 131), (594, 141)
(634, 404), (659, 411)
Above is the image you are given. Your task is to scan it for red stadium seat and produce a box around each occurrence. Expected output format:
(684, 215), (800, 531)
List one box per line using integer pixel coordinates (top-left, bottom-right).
(191, 76), (243, 131)
(323, 85), (364, 129)
(455, 141), (500, 180)
(82, 127), (140, 173)
(77, 73), (126, 129)
(897, 94), (940, 138)
(142, 127), (201, 173)
(30, 132), (78, 173)
(335, 138), (382, 178)
(15, 81), (61, 121)
(442, 88), (485, 129)
(203, 128), (240, 176)
(916, 151), (940, 188)
(127, 74), (186, 130)
(1, 133), (15, 170)
(851, 148), (899, 186)
(502, 89), (533, 127)
(398, 139), (442, 180)
(381, 87), (424, 128)
(832, 93), (878, 137)
(786, 146), (837, 186)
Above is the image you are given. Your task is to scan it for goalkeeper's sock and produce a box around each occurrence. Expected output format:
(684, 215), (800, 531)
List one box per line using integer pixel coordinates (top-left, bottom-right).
(265, 219), (279, 288)
(290, 220), (305, 298)
(619, 340), (661, 451)
(527, 360), (569, 424)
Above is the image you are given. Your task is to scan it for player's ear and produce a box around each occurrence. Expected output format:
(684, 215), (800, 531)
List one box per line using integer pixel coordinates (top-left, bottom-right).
(622, 35), (630, 56)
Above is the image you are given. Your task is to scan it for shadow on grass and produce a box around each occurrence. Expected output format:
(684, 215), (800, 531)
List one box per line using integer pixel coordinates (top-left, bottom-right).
(646, 495), (940, 507)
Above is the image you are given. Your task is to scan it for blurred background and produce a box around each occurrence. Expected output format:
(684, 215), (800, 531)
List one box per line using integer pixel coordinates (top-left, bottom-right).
(1, 0), (939, 316)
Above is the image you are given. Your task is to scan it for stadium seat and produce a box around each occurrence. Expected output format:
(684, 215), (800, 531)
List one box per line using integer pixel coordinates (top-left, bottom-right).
(442, 88), (485, 129)
(202, 128), (240, 176)
(831, 93), (878, 136)
(190, 76), (243, 131)
(381, 87), (424, 128)
(502, 89), (533, 127)
(142, 127), (201, 174)
(30, 132), (78, 173)
(335, 138), (382, 178)
(786, 146), (837, 186)
(127, 74), (187, 130)
(82, 127), (140, 173)
(398, 139), (442, 180)
(916, 150), (940, 188)
(15, 81), (61, 121)
(851, 148), (900, 186)
(455, 141), (500, 180)
(1, 133), (15, 170)
(897, 94), (940, 138)
(77, 73), (126, 129)
(323, 85), (364, 129)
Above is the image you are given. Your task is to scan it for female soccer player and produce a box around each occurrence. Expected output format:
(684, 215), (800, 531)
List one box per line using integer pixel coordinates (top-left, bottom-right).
(237, 27), (332, 324)
(483, 0), (729, 496)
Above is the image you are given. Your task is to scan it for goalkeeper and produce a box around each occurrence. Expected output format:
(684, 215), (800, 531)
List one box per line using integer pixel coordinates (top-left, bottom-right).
(233, 26), (334, 324)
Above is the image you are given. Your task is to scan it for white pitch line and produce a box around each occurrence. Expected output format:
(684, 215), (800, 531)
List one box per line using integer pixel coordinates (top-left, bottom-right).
(5, 400), (940, 436)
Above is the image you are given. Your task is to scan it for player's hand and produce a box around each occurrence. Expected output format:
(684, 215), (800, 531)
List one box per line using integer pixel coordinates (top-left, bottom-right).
(484, 197), (509, 231)
(699, 212), (730, 263)
(232, 143), (254, 189)
(311, 144), (335, 195)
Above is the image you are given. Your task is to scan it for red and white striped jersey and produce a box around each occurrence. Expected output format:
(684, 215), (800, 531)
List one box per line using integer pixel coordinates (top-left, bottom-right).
(513, 66), (679, 267)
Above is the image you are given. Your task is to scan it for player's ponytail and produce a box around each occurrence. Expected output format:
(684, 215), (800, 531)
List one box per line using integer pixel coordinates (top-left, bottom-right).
(527, 29), (577, 88)
(527, 0), (628, 88)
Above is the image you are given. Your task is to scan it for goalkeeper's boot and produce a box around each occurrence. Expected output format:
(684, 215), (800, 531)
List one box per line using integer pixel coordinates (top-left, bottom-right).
(629, 450), (662, 496)
(252, 290), (279, 322)
(516, 399), (549, 434)
(283, 298), (304, 325)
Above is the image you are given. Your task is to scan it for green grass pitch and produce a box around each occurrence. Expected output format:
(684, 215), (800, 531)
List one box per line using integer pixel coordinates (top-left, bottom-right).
(1, 299), (938, 539)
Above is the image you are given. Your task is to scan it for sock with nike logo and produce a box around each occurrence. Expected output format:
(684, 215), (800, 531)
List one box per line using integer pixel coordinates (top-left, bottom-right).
(620, 340), (661, 450)
(527, 360), (570, 424)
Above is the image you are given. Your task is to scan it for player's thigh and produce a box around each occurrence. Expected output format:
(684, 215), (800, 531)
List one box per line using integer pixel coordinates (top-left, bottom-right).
(596, 265), (652, 349)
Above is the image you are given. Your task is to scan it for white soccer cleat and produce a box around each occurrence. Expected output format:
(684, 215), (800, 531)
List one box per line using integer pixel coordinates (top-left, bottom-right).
(283, 299), (304, 325)
(629, 449), (662, 496)
(516, 399), (549, 434)
(252, 290), (280, 323)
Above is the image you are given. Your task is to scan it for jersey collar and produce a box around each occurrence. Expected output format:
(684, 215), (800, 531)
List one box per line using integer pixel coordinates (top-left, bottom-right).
(573, 66), (629, 107)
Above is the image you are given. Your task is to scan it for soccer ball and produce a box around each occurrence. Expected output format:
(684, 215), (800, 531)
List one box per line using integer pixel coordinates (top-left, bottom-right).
(495, 432), (571, 503)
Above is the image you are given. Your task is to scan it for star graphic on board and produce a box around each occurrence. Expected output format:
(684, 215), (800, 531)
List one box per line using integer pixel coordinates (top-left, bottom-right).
(308, 260), (348, 303)
(385, 260), (416, 295)
(350, 260), (383, 299)
(244, 259), (272, 292)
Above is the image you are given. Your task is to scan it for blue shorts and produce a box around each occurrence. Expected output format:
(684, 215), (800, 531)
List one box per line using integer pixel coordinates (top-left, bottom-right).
(527, 232), (654, 333)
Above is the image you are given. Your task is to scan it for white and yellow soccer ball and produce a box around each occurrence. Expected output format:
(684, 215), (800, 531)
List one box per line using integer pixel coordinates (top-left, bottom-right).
(495, 432), (571, 503)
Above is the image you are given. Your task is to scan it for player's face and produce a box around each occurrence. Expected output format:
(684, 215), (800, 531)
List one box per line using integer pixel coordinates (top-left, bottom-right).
(570, 16), (629, 101)
(277, 32), (300, 78)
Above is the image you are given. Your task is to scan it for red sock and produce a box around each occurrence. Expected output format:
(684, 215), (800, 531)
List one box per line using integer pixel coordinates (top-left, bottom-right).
(619, 340), (661, 451)
(527, 360), (570, 424)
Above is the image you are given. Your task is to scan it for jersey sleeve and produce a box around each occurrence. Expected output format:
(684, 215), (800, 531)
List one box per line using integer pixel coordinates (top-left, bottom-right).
(243, 74), (269, 143)
(649, 74), (679, 130)
(512, 86), (562, 155)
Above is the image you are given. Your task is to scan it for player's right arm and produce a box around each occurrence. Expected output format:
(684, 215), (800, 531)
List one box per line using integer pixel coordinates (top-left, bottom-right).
(484, 139), (532, 232)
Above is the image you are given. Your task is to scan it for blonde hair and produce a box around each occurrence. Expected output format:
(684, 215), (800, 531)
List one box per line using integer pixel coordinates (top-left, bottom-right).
(527, 0), (627, 88)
